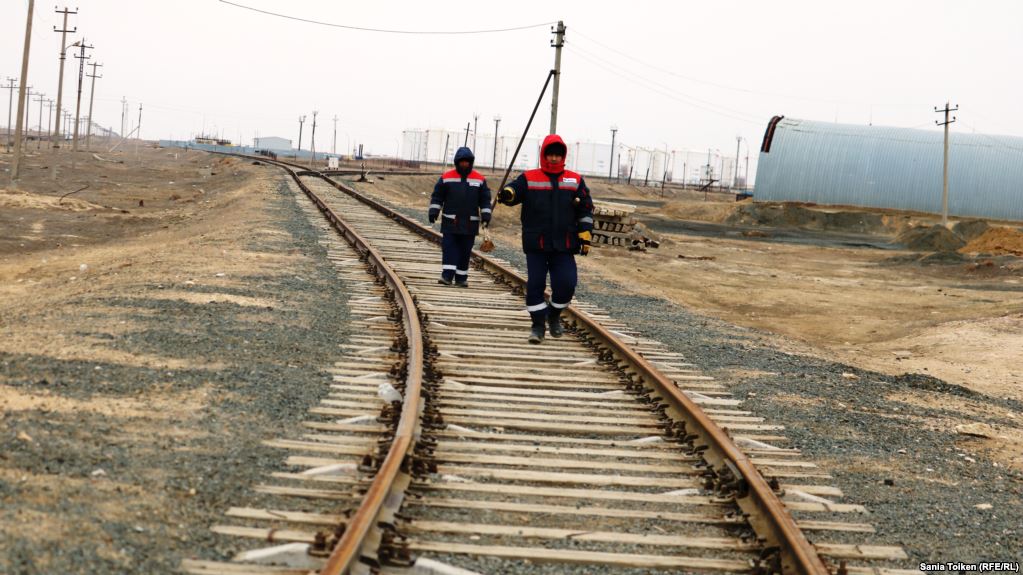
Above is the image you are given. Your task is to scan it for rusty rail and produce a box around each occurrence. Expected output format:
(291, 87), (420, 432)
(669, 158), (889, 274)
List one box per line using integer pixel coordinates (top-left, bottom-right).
(257, 159), (427, 575)
(231, 152), (830, 574)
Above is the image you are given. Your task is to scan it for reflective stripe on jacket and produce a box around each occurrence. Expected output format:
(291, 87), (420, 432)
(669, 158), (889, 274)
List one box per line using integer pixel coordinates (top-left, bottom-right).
(500, 169), (594, 253)
(429, 169), (492, 235)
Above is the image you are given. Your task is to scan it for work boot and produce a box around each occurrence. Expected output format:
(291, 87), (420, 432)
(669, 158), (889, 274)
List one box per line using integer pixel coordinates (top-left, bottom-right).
(438, 276), (453, 286)
(528, 319), (546, 345)
(455, 279), (468, 288)
(548, 311), (564, 338)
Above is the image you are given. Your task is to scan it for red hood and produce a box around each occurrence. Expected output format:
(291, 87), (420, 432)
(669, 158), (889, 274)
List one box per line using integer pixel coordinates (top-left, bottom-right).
(539, 134), (567, 174)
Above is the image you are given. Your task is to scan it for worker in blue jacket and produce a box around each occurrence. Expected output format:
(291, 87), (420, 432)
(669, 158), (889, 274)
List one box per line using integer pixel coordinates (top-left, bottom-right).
(497, 134), (594, 343)
(429, 147), (492, 287)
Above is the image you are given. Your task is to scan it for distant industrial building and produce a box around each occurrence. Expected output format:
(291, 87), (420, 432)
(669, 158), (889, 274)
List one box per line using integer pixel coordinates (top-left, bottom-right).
(401, 129), (538, 171)
(253, 136), (292, 151)
(755, 117), (1023, 221)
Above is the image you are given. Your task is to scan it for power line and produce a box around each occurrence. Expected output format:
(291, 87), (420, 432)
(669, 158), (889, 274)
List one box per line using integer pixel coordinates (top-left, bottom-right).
(219, 1), (554, 35)
(564, 44), (763, 125)
(572, 28), (873, 108)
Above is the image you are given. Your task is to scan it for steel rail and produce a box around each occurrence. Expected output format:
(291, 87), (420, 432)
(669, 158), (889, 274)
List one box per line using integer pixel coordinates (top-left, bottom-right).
(255, 159), (427, 575)
(232, 152), (830, 574)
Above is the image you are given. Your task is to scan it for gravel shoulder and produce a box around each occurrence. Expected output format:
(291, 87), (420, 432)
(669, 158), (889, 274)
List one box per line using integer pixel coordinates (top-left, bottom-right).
(1, 158), (352, 574)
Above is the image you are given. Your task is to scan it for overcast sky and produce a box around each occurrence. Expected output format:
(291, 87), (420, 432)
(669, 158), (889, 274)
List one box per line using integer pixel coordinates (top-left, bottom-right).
(3, 0), (1021, 174)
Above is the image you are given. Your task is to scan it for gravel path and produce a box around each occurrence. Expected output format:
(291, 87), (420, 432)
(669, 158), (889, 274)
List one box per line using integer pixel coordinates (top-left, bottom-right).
(0, 176), (354, 574)
(363, 183), (1023, 567)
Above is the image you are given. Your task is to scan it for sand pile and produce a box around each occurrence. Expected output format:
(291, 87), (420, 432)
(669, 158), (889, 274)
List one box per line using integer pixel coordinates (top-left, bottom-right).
(725, 202), (891, 233)
(959, 227), (1023, 256)
(897, 225), (966, 252)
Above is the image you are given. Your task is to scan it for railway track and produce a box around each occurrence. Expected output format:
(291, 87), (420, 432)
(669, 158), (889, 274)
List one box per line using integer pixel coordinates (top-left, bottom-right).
(183, 157), (912, 575)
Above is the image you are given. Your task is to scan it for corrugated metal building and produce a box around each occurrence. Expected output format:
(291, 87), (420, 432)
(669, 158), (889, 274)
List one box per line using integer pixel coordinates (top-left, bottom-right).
(755, 116), (1023, 221)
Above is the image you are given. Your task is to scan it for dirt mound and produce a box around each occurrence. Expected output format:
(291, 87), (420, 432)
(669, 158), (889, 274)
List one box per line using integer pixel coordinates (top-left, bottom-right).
(959, 227), (1023, 256)
(660, 201), (739, 223)
(725, 202), (891, 234)
(952, 219), (991, 242)
(0, 188), (107, 212)
(896, 225), (965, 252)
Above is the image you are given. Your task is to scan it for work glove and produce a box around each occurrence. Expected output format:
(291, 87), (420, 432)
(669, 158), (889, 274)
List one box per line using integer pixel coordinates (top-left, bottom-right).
(497, 188), (515, 203)
(428, 209), (439, 224)
(578, 231), (592, 256)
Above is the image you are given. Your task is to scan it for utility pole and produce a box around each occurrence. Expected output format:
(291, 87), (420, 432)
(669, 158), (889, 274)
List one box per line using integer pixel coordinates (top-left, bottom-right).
(11, 0), (35, 182)
(733, 136), (742, 189)
(52, 6), (77, 149)
(492, 116), (501, 170)
(661, 146), (669, 193)
(310, 110), (318, 165)
(5, 78), (17, 153)
(23, 87), (35, 142)
(71, 38), (93, 169)
(34, 91), (46, 149)
(549, 20), (565, 134)
(134, 103), (142, 161)
(472, 113), (478, 152)
(120, 97), (127, 138)
(609, 126), (617, 180)
(63, 109), (71, 141)
(744, 152), (750, 191)
(935, 102), (958, 226)
(46, 99), (53, 145)
(463, 122), (470, 147)
(332, 114), (338, 155)
(85, 61), (102, 149)
(297, 115), (305, 155)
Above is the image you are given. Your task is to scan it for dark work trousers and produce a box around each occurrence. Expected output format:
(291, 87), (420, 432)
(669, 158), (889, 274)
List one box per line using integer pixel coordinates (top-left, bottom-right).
(525, 252), (578, 324)
(441, 232), (476, 282)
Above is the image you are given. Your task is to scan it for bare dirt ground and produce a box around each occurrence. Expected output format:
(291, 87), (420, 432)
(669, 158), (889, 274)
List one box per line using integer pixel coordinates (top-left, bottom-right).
(1, 147), (354, 573)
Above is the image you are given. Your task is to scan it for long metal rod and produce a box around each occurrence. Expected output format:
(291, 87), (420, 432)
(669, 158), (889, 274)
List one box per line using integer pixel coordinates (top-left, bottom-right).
(491, 69), (556, 210)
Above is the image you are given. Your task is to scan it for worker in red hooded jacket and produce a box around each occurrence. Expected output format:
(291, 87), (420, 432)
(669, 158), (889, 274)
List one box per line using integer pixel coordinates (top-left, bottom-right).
(497, 135), (594, 343)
